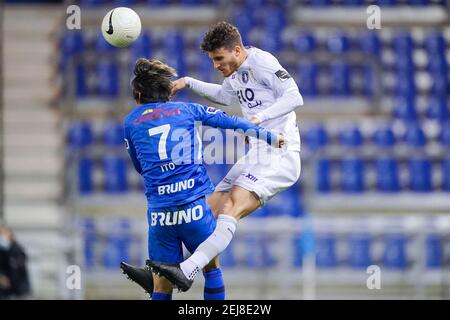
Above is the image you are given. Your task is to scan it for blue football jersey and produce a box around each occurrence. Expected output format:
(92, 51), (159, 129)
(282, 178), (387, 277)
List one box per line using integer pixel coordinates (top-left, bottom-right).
(123, 101), (277, 209)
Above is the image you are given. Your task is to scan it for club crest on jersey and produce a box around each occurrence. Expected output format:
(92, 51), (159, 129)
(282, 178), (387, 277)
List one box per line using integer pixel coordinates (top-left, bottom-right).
(275, 69), (292, 82)
(242, 71), (249, 83)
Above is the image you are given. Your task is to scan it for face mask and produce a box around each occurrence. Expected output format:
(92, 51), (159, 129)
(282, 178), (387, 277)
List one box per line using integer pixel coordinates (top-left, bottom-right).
(0, 235), (11, 250)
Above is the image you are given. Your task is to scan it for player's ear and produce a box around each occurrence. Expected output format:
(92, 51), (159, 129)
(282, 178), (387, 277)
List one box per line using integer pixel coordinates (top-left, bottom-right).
(234, 45), (241, 57)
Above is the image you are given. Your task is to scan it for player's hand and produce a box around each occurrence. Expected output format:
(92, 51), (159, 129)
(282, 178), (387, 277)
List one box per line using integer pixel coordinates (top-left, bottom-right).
(170, 77), (187, 97)
(250, 116), (262, 125)
(276, 134), (285, 148)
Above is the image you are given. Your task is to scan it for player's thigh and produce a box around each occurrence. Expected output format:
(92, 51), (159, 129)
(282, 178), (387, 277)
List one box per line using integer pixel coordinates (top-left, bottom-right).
(153, 273), (173, 294)
(207, 191), (229, 218)
(223, 185), (261, 220)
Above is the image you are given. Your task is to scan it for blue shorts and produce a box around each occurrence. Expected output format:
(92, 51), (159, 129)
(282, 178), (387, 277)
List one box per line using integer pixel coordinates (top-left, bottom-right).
(147, 196), (216, 264)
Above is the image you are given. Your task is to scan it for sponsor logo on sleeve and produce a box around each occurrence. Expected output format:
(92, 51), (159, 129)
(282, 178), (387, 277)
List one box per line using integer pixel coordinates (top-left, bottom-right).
(275, 69), (292, 82)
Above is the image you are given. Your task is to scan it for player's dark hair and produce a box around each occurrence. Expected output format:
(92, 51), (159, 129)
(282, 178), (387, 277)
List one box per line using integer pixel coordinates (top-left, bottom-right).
(200, 21), (243, 52)
(131, 58), (177, 104)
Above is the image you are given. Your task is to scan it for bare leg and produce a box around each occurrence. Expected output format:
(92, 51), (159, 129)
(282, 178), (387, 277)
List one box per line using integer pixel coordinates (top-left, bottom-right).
(207, 191), (230, 219)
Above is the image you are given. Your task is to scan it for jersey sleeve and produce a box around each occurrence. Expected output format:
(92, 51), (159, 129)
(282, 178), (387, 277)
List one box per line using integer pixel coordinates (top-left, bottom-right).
(185, 76), (237, 106)
(253, 51), (300, 98)
(190, 104), (279, 146)
(123, 121), (143, 175)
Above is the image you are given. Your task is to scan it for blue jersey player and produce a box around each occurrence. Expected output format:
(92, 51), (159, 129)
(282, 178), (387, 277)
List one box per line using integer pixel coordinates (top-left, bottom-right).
(121, 58), (283, 300)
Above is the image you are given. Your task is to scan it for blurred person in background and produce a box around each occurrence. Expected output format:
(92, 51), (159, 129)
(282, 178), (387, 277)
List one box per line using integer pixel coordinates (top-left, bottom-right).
(0, 222), (31, 299)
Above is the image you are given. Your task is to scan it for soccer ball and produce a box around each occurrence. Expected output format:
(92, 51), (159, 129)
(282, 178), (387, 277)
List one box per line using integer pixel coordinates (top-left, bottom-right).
(101, 7), (141, 48)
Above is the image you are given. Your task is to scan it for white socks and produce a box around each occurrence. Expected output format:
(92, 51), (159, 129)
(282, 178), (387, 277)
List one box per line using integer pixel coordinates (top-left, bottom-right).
(180, 214), (238, 280)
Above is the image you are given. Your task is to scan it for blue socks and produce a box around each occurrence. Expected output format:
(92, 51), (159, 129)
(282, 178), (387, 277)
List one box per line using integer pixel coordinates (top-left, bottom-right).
(203, 268), (225, 300)
(152, 292), (172, 300)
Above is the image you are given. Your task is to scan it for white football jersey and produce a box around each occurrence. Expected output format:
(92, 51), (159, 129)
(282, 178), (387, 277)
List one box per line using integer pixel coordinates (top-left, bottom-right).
(220, 47), (301, 152)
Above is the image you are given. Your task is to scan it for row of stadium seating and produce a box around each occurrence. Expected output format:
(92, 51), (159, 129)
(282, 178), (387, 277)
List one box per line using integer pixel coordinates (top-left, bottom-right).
(67, 119), (450, 149)
(59, 28), (450, 99)
(78, 0), (448, 7)
(81, 217), (449, 270)
(74, 154), (450, 193)
(67, 120), (450, 193)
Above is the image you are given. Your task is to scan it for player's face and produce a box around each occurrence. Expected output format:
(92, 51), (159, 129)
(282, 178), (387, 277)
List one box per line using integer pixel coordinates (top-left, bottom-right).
(207, 47), (240, 77)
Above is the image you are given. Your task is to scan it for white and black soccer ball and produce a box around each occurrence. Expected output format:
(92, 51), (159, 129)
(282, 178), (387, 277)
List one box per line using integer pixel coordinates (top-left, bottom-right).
(101, 7), (141, 48)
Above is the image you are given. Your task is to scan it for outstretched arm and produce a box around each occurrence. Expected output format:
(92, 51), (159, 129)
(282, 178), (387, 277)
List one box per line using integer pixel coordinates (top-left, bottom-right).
(193, 105), (283, 147)
(171, 77), (235, 106)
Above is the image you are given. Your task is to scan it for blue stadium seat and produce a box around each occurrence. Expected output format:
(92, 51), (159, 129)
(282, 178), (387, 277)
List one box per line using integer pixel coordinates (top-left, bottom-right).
(343, 0), (364, 5)
(340, 158), (365, 192)
(259, 29), (283, 53)
(103, 121), (124, 146)
(96, 61), (119, 97)
(75, 63), (89, 97)
(244, 234), (276, 268)
(164, 31), (186, 76)
(404, 123), (426, 148)
(362, 65), (375, 97)
(263, 8), (286, 34)
(330, 62), (351, 96)
(59, 31), (84, 69)
(310, 0), (332, 6)
(82, 218), (97, 269)
(68, 121), (93, 148)
(427, 55), (448, 75)
(375, 158), (400, 192)
(95, 33), (117, 54)
(392, 95), (417, 120)
(296, 62), (318, 96)
(293, 32), (317, 53)
(348, 233), (372, 268)
(408, 0), (430, 5)
(394, 54), (415, 74)
(264, 184), (303, 217)
(327, 32), (350, 54)
(424, 31), (446, 56)
(339, 127), (363, 147)
(442, 158), (450, 191)
(359, 32), (381, 56)
(392, 32), (414, 55)
(304, 124), (329, 151)
(147, 0), (170, 6)
(382, 234), (408, 269)
(180, 0), (204, 5)
(408, 158), (432, 192)
(80, 0), (105, 6)
(315, 233), (338, 268)
(430, 73), (449, 96)
(373, 126), (396, 147)
(113, 0), (138, 5)
(129, 31), (153, 60)
(79, 157), (94, 194)
(103, 155), (128, 193)
(220, 242), (236, 268)
(426, 234), (442, 268)
(374, 0), (399, 5)
(103, 219), (132, 269)
(316, 158), (332, 192)
(426, 97), (449, 121)
(394, 70), (416, 96)
(440, 121), (450, 147)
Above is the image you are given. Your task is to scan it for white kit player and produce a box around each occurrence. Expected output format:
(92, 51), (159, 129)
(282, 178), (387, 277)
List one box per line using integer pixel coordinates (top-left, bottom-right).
(148, 21), (304, 292)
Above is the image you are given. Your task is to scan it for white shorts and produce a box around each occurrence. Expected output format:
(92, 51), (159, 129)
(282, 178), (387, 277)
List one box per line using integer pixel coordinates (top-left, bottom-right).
(214, 146), (301, 206)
